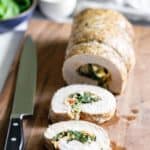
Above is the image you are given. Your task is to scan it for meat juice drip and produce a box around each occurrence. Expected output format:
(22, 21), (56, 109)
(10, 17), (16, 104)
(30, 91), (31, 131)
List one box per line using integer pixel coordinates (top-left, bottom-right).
(131, 108), (139, 114)
(122, 115), (136, 121)
(102, 114), (120, 128)
(122, 108), (139, 122)
(111, 141), (126, 150)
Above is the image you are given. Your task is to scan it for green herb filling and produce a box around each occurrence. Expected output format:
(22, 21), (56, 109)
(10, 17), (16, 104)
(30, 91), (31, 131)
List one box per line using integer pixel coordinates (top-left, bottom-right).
(77, 64), (111, 89)
(66, 92), (100, 119)
(52, 130), (96, 145)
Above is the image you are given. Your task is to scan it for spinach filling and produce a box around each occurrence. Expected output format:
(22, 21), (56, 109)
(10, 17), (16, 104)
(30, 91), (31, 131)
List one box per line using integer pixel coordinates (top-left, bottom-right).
(69, 92), (100, 104)
(77, 64), (111, 89)
(65, 92), (100, 119)
(51, 130), (96, 148)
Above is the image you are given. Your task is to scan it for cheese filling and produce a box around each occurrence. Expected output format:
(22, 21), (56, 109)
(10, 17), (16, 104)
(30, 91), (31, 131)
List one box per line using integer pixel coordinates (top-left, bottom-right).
(77, 64), (111, 89)
(51, 130), (96, 149)
(65, 92), (101, 119)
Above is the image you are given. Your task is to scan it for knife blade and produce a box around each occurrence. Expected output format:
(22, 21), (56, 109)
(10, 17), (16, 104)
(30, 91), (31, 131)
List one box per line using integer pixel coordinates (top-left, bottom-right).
(4, 36), (37, 150)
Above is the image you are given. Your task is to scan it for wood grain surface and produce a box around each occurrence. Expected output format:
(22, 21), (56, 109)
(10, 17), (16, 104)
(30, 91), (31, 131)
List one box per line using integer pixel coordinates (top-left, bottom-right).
(0, 19), (150, 150)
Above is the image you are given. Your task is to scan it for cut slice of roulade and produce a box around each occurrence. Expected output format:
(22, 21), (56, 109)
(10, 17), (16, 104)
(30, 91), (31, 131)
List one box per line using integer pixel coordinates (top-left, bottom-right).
(50, 84), (116, 124)
(63, 41), (127, 94)
(44, 120), (111, 150)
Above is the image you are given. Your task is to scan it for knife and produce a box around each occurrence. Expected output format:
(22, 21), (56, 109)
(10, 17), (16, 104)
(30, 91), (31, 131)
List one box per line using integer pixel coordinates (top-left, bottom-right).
(4, 36), (37, 150)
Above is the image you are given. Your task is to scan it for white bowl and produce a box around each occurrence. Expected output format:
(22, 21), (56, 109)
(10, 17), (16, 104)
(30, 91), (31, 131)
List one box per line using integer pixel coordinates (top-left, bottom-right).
(39, 0), (77, 22)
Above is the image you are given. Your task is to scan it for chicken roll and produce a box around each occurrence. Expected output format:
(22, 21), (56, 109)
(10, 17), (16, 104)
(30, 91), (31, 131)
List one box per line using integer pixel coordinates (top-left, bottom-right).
(62, 8), (135, 94)
(50, 84), (116, 124)
(44, 120), (111, 150)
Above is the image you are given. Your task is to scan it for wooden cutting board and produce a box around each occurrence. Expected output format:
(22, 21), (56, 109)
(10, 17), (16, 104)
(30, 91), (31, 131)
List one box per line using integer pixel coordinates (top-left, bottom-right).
(0, 19), (150, 150)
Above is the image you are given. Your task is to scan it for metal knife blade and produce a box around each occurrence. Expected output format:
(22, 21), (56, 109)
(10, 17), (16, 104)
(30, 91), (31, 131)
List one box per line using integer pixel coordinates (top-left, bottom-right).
(4, 36), (37, 150)
(11, 36), (37, 118)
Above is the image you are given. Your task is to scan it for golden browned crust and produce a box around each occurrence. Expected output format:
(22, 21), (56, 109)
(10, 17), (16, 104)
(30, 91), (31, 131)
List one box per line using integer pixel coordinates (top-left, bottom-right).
(80, 111), (115, 125)
(69, 23), (135, 71)
(74, 8), (134, 39)
(66, 41), (114, 58)
(50, 109), (115, 125)
(66, 8), (135, 72)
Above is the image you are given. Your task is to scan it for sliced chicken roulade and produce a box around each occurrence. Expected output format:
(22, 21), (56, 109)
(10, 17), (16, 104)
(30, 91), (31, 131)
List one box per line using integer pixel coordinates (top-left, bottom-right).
(62, 8), (135, 94)
(63, 41), (127, 94)
(44, 120), (111, 150)
(50, 84), (116, 124)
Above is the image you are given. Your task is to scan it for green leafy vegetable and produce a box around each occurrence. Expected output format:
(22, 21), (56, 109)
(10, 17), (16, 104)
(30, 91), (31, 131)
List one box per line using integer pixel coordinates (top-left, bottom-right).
(69, 92), (100, 104)
(77, 64), (111, 89)
(15, 0), (31, 12)
(52, 130), (96, 144)
(0, 0), (32, 20)
(67, 92), (100, 119)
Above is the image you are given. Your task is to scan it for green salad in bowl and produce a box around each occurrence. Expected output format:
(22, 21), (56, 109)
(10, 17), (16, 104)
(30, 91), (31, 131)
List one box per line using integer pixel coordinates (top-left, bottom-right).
(0, 0), (32, 20)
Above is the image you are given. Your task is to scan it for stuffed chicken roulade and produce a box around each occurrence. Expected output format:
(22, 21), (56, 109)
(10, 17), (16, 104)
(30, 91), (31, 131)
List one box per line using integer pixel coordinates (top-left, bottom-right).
(50, 84), (116, 124)
(62, 8), (135, 94)
(44, 120), (111, 150)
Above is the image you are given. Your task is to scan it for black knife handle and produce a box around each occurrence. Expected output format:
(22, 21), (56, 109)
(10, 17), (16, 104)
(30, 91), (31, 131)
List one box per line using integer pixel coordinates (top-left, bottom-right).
(4, 118), (24, 150)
